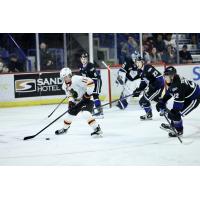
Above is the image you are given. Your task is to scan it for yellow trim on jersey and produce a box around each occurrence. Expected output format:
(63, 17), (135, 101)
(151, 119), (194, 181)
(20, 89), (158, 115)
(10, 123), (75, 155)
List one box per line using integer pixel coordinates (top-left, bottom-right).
(87, 81), (94, 86)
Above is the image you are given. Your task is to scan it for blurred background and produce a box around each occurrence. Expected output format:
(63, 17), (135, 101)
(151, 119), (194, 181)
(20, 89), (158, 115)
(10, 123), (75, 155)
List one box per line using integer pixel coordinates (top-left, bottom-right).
(0, 33), (200, 73)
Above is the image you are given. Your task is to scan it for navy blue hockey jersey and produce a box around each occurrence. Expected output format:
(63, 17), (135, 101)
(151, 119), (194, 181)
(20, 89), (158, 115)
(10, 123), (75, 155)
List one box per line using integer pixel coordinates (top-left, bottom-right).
(163, 75), (200, 110)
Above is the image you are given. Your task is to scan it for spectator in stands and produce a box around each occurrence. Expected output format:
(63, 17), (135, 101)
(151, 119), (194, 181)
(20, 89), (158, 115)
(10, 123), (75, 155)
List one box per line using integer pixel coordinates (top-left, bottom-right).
(142, 33), (154, 52)
(142, 45), (151, 64)
(149, 47), (162, 64)
(164, 34), (176, 49)
(179, 44), (193, 64)
(121, 36), (139, 63)
(191, 34), (197, 45)
(154, 34), (166, 53)
(40, 42), (54, 70)
(161, 45), (177, 64)
(0, 56), (9, 73)
(7, 53), (24, 72)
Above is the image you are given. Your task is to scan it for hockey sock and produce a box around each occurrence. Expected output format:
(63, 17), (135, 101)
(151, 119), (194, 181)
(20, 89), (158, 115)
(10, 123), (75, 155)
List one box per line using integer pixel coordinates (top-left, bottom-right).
(144, 106), (152, 114)
(63, 114), (75, 129)
(82, 111), (98, 130)
(117, 98), (128, 109)
(173, 119), (183, 132)
(94, 99), (101, 108)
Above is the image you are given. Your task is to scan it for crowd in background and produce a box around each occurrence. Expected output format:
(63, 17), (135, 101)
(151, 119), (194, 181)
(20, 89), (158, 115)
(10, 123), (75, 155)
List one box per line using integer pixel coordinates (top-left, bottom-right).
(0, 33), (199, 74)
(119, 33), (194, 65)
(0, 42), (55, 73)
(0, 52), (24, 73)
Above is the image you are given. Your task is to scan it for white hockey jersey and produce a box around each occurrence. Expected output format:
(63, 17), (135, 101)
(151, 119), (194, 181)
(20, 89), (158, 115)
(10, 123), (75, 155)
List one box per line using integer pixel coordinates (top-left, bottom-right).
(62, 75), (95, 102)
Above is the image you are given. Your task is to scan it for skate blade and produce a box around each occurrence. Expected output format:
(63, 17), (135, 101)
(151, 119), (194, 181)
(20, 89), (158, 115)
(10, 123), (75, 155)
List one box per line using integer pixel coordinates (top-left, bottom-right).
(140, 118), (152, 121)
(160, 126), (172, 133)
(91, 134), (103, 138)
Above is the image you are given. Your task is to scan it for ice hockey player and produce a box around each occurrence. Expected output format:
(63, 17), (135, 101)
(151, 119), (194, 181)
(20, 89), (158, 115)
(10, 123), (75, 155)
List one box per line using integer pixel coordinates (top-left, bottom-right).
(55, 67), (103, 137)
(78, 52), (103, 118)
(156, 66), (200, 137)
(116, 52), (141, 109)
(132, 52), (165, 120)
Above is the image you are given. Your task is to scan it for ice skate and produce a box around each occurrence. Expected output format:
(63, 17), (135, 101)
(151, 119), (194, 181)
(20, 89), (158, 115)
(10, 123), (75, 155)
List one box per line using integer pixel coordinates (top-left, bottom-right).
(91, 125), (103, 138)
(168, 130), (183, 137)
(140, 112), (152, 120)
(55, 127), (69, 135)
(160, 123), (172, 132)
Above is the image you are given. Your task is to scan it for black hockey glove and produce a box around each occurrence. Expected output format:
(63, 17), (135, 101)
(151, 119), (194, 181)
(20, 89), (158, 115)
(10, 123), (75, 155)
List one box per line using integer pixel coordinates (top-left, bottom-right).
(68, 101), (78, 115)
(68, 93), (91, 115)
(132, 88), (141, 97)
(156, 101), (166, 113)
(70, 89), (78, 99)
(74, 93), (91, 109)
(68, 101), (76, 110)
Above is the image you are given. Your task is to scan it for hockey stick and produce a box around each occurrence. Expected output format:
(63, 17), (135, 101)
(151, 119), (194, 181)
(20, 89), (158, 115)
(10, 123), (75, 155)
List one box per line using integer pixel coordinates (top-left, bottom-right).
(48, 96), (67, 118)
(94, 93), (133, 110)
(24, 109), (69, 140)
(163, 112), (183, 143)
(24, 93), (133, 140)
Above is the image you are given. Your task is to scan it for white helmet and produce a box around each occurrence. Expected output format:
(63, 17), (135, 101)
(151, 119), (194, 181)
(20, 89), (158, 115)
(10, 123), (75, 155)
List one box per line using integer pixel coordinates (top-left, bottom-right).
(60, 67), (72, 80)
(131, 51), (140, 62)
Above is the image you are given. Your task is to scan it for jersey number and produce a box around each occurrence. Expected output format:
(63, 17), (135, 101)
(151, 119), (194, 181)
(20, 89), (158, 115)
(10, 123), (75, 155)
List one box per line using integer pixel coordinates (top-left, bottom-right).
(152, 71), (158, 77)
(174, 93), (179, 99)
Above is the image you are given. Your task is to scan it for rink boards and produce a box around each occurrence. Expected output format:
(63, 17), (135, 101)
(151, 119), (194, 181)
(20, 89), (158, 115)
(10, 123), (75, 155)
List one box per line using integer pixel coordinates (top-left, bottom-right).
(0, 64), (200, 107)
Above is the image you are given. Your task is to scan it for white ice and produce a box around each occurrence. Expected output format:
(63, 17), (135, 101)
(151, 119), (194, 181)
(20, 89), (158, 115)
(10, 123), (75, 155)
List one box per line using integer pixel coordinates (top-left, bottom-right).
(0, 102), (200, 166)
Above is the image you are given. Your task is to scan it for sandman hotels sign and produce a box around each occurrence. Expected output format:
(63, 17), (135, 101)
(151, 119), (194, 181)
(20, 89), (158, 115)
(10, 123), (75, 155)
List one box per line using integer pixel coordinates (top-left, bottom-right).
(14, 72), (65, 98)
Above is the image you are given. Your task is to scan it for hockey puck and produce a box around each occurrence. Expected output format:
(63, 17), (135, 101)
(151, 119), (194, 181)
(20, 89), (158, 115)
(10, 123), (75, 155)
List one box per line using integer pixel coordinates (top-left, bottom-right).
(45, 137), (50, 140)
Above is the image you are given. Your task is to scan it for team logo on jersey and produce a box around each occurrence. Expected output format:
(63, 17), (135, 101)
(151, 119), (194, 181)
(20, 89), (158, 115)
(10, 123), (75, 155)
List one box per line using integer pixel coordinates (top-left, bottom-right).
(15, 79), (36, 92)
(172, 87), (178, 92)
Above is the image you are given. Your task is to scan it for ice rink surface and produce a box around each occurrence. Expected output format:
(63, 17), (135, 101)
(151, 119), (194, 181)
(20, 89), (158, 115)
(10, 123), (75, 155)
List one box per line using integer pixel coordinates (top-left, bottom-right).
(0, 102), (200, 166)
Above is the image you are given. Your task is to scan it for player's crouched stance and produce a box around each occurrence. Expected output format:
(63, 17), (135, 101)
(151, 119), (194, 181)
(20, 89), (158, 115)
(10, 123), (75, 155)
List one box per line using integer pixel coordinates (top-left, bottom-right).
(156, 66), (200, 137)
(55, 67), (103, 138)
(132, 53), (164, 120)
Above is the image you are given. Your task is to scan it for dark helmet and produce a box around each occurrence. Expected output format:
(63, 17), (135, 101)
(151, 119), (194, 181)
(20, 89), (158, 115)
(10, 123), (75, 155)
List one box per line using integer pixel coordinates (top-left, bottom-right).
(164, 66), (177, 76)
(80, 52), (89, 58)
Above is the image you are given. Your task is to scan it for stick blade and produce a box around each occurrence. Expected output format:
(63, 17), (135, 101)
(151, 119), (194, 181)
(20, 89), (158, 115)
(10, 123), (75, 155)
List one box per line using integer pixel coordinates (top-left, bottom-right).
(23, 135), (35, 140)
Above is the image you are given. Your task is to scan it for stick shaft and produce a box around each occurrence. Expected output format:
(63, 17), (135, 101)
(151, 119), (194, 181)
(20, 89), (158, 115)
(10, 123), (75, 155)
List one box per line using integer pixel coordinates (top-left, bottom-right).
(24, 93), (133, 140)
(24, 109), (69, 140)
(164, 113), (182, 143)
(48, 96), (67, 118)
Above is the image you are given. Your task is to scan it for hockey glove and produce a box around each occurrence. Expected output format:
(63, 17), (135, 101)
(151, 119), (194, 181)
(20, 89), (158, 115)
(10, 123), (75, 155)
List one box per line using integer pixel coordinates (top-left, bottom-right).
(132, 88), (141, 97)
(156, 101), (166, 112)
(116, 75), (124, 85)
(74, 93), (91, 109)
(68, 101), (76, 110)
(70, 89), (78, 99)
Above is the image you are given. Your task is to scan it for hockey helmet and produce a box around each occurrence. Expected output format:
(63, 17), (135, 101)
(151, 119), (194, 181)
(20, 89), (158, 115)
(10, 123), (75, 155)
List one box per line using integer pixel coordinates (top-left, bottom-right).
(131, 51), (141, 62)
(164, 66), (177, 85)
(132, 51), (144, 69)
(60, 67), (72, 80)
(164, 66), (177, 76)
